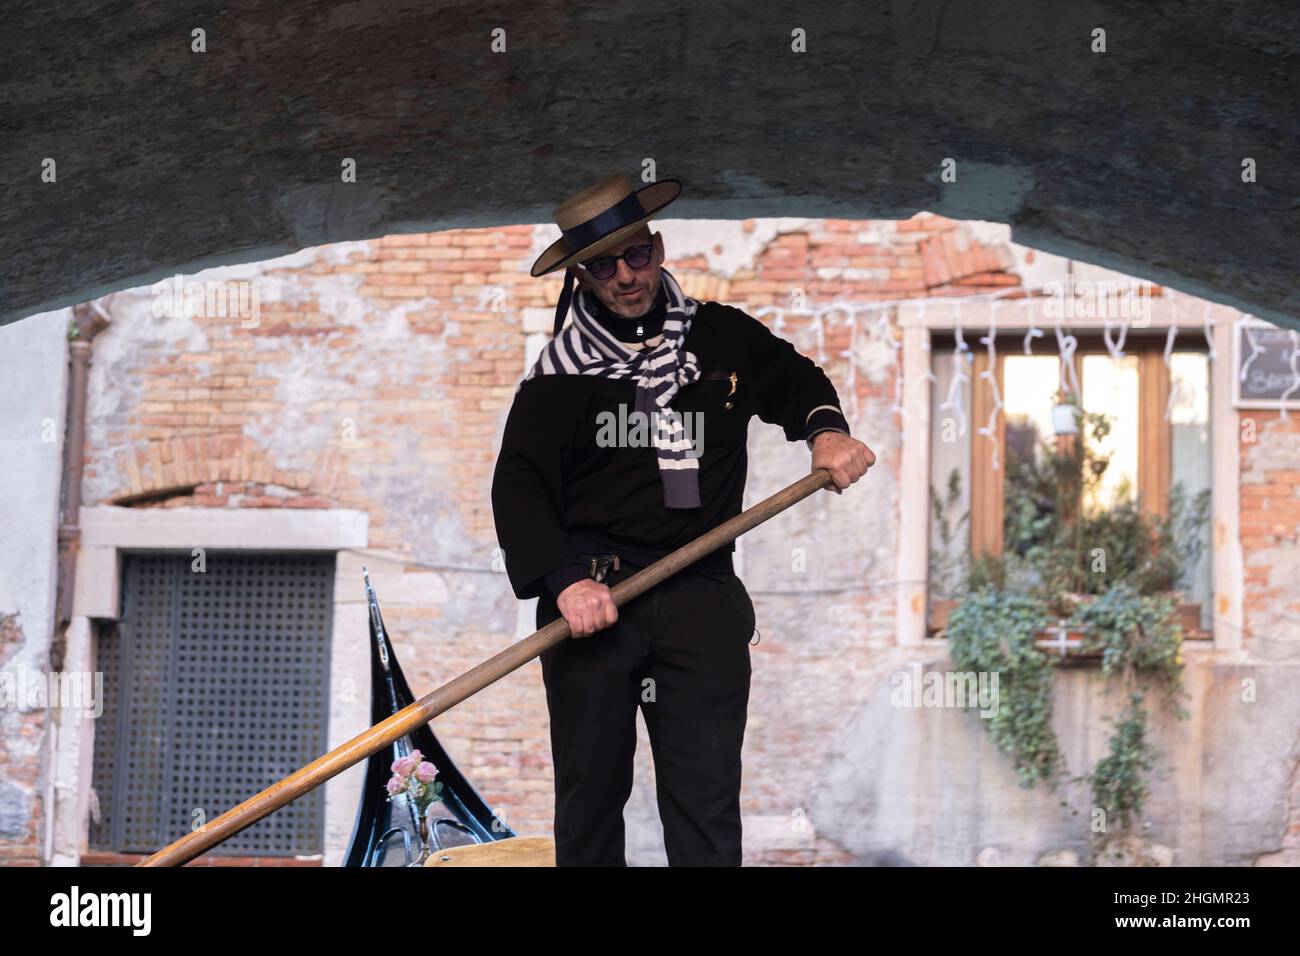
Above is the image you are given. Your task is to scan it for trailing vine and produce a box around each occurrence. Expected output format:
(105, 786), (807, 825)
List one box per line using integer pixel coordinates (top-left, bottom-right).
(1088, 693), (1157, 836)
(946, 588), (1064, 789)
(939, 406), (1204, 861)
(1068, 581), (1189, 859)
(1071, 581), (1188, 716)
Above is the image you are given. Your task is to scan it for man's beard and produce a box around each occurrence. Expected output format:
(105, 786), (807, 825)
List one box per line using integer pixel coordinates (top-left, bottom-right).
(604, 281), (659, 318)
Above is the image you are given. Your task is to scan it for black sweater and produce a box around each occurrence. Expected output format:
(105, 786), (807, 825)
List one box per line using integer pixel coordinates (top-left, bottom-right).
(490, 300), (851, 600)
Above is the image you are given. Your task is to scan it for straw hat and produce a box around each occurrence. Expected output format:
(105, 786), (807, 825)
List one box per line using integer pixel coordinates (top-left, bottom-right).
(530, 173), (682, 278)
(532, 173), (682, 336)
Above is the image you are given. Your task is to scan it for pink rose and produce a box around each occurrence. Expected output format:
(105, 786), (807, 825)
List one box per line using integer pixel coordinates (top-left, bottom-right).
(415, 761), (437, 783)
(385, 774), (406, 796)
(391, 754), (418, 777)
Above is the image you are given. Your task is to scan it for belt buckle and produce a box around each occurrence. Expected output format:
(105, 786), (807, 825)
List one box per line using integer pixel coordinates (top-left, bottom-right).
(588, 553), (621, 583)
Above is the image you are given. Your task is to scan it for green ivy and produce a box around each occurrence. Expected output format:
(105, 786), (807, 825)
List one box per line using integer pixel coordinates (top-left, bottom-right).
(1071, 581), (1189, 718)
(1088, 693), (1158, 835)
(946, 588), (1064, 789)
(940, 409), (1200, 858)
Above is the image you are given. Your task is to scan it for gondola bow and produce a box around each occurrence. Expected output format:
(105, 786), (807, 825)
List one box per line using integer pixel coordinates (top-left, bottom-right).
(343, 569), (514, 866)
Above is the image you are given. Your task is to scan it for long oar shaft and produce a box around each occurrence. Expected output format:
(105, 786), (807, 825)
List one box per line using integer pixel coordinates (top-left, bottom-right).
(138, 468), (835, 866)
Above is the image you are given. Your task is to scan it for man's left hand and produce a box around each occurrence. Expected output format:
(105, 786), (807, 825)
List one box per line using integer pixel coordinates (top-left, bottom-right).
(811, 431), (876, 495)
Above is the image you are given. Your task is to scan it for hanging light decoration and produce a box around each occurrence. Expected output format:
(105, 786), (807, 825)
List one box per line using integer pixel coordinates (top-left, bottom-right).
(977, 300), (1005, 471)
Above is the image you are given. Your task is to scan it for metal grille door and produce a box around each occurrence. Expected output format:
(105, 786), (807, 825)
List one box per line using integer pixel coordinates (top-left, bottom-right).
(90, 551), (335, 856)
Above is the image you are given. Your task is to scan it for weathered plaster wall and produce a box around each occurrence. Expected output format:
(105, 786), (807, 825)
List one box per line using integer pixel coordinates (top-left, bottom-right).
(811, 650), (1300, 866)
(0, 309), (70, 865)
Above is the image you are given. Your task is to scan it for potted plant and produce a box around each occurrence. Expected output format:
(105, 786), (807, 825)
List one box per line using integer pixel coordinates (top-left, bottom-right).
(1051, 388), (1080, 436)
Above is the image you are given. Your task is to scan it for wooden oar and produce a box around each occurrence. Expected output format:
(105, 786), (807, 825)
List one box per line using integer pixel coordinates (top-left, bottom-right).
(138, 467), (837, 866)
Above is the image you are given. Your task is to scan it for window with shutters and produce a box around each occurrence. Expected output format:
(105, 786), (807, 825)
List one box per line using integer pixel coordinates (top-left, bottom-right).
(89, 551), (335, 857)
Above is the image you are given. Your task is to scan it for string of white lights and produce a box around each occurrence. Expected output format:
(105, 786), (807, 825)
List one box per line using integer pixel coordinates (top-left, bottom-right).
(1163, 325), (1180, 422)
(749, 282), (1292, 454)
(1102, 313), (1130, 360)
(839, 306), (861, 431)
(977, 300), (1005, 471)
(1023, 323), (1045, 355)
(753, 286), (1029, 440)
(1282, 330), (1300, 421)
(1202, 301), (1217, 360)
(941, 302), (971, 437)
(910, 300), (939, 416)
(1054, 317), (1081, 401)
(878, 310), (904, 422)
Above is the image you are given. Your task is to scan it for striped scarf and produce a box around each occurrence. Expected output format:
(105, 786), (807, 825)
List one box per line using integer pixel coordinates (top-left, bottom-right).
(521, 267), (703, 509)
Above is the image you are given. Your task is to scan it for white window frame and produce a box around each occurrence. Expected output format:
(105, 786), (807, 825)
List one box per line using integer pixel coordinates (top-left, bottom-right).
(53, 505), (370, 866)
(896, 295), (1242, 651)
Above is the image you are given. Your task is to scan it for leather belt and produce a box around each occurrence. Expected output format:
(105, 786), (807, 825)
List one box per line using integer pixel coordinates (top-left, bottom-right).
(570, 531), (735, 577)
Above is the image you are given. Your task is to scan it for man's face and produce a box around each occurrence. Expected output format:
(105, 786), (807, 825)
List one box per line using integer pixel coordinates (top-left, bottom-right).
(569, 227), (665, 319)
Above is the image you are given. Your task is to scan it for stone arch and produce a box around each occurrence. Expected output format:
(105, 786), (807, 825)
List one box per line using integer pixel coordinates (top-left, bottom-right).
(1, 4), (1293, 331)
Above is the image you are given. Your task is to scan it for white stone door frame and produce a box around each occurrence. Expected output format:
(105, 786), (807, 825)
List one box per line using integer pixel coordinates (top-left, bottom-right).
(896, 294), (1243, 650)
(53, 504), (369, 866)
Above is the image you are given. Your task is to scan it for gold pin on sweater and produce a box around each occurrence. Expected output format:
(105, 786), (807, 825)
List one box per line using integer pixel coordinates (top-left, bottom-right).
(724, 371), (738, 409)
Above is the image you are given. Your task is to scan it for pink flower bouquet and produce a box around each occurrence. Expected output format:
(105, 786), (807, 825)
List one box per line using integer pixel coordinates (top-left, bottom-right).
(384, 748), (442, 811)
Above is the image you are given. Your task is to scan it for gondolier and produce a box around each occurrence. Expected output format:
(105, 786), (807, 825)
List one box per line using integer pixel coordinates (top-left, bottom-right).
(490, 172), (875, 866)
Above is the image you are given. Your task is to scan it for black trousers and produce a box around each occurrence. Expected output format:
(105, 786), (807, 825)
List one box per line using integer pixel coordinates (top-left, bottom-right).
(535, 558), (756, 866)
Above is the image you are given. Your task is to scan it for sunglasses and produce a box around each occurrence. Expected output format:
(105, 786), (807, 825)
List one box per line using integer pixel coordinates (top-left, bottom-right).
(576, 241), (654, 281)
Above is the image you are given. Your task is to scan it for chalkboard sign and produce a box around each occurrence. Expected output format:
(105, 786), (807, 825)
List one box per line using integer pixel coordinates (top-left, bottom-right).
(1234, 319), (1300, 408)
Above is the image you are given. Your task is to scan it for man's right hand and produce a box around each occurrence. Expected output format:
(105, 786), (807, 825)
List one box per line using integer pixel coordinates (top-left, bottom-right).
(556, 578), (619, 638)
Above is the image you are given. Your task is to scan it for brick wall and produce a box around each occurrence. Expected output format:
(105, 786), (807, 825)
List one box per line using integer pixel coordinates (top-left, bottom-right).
(70, 212), (1015, 864)
(1239, 409), (1300, 654)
